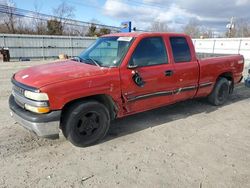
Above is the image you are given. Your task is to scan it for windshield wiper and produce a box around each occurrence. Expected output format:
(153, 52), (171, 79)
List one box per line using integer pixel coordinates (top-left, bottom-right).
(72, 56), (101, 67)
(86, 57), (100, 67)
(71, 56), (83, 62)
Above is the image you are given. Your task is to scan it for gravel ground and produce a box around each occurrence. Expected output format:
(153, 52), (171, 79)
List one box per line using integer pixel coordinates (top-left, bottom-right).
(0, 60), (250, 188)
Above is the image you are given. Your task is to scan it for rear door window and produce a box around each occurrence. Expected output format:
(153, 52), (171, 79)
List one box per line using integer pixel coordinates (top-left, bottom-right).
(170, 37), (191, 63)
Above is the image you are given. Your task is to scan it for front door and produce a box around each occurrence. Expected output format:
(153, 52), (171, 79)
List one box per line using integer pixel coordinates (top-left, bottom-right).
(120, 36), (177, 114)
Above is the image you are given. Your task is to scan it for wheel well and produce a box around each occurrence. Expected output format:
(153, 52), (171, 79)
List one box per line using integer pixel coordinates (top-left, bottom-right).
(218, 72), (233, 82)
(61, 94), (117, 122)
(217, 72), (234, 93)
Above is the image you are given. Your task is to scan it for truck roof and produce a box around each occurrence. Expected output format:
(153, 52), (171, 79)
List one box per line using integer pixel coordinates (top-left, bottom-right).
(103, 32), (189, 38)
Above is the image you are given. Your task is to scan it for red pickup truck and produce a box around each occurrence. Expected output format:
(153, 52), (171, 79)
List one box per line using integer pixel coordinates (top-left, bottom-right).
(9, 32), (244, 147)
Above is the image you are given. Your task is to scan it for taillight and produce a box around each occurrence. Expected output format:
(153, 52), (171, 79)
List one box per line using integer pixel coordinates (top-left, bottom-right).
(238, 60), (244, 64)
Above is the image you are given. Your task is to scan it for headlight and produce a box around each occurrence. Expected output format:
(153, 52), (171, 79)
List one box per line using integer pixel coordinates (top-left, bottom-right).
(24, 90), (49, 101)
(25, 104), (50, 113)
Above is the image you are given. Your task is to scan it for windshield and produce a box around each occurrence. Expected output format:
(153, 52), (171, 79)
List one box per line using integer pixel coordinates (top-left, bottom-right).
(78, 36), (134, 67)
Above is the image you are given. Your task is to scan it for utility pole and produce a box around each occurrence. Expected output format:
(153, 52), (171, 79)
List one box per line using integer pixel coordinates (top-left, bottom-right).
(226, 17), (235, 38)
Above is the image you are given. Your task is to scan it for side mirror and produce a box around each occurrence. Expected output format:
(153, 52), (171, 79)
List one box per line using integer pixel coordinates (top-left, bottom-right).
(128, 64), (138, 69)
(128, 57), (138, 69)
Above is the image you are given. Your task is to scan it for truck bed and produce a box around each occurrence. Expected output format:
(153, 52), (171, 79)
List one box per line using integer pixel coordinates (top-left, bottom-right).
(197, 53), (248, 78)
(196, 53), (237, 59)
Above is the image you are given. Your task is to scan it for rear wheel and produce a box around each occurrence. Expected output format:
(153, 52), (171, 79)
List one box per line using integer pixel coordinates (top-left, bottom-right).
(208, 78), (230, 106)
(61, 101), (110, 147)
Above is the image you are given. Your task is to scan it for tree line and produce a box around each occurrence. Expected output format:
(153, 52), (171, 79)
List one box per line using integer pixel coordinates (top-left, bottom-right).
(0, 0), (113, 36)
(150, 18), (250, 38)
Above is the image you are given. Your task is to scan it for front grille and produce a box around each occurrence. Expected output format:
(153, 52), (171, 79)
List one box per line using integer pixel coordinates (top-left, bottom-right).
(12, 84), (26, 109)
(13, 85), (25, 96)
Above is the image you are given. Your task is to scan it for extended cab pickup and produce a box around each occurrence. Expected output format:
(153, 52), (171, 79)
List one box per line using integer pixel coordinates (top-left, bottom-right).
(9, 32), (244, 147)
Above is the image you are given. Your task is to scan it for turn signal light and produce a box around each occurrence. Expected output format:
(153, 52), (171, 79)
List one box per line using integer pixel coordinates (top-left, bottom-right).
(25, 104), (50, 114)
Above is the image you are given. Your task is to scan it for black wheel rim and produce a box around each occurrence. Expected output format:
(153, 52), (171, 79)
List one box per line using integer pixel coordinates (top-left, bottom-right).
(76, 111), (101, 136)
(218, 83), (228, 101)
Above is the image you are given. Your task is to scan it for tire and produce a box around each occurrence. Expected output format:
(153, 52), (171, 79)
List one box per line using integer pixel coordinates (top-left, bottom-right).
(208, 77), (230, 106)
(61, 101), (110, 147)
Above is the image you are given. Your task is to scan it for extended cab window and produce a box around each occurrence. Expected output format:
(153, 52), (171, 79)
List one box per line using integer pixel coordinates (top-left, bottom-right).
(170, 37), (191, 63)
(130, 37), (168, 67)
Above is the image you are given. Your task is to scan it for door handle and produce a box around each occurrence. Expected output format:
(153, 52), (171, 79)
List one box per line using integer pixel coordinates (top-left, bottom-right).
(165, 70), (174, 76)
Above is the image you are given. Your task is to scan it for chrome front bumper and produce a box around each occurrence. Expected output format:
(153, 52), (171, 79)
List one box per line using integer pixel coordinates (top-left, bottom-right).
(9, 95), (61, 138)
(10, 110), (60, 137)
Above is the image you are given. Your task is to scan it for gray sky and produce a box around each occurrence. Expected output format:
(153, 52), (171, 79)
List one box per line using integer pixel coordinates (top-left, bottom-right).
(103, 0), (250, 32)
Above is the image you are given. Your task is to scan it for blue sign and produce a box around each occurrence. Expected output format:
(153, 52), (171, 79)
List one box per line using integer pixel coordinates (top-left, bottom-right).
(121, 21), (131, 33)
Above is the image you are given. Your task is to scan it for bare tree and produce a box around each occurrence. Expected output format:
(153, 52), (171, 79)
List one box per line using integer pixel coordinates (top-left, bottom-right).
(15, 17), (29, 34)
(98, 28), (111, 36)
(150, 21), (169, 32)
(225, 28), (236, 38)
(47, 19), (63, 35)
(200, 27), (214, 38)
(86, 23), (97, 37)
(1, 0), (17, 33)
(183, 19), (201, 38)
(33, 0), (46, 34)
(52, 1), (75, 34)
(235, 18), (250, 37)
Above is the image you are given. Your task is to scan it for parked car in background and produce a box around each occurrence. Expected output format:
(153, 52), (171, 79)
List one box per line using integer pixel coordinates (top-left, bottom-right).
(245, 66), (250, 87)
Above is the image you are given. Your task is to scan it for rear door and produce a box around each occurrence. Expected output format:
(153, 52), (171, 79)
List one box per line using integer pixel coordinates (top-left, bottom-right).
(120, 36), (177, 114)
(169, 36), (199, 102)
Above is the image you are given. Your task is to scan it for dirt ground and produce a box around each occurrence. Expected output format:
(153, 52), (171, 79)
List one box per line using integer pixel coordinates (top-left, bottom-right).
(0, 60), (250, 188)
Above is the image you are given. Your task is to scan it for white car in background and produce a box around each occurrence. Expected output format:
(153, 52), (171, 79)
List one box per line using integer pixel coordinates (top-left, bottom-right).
(245, 66), (250, 87)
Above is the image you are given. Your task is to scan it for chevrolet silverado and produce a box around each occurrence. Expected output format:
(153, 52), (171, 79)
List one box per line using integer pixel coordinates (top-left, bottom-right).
(9, 32), (244, 147)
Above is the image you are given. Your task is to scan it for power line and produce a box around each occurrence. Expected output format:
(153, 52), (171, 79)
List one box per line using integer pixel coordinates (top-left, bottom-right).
(99, 0), (166, 9)
(108, 0), (179, 10)
(65, 0), (105, 11)
(0, 4), (150, 32)
(0, 4), (121, 31)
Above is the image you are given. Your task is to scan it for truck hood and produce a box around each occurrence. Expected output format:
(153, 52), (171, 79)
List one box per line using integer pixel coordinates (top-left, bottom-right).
(14, 60), (108, 88)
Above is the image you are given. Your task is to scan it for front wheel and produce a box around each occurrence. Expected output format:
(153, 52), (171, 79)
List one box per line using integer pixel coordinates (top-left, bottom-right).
(61, 101), (110, 147)
(208, 78), (230, 106)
